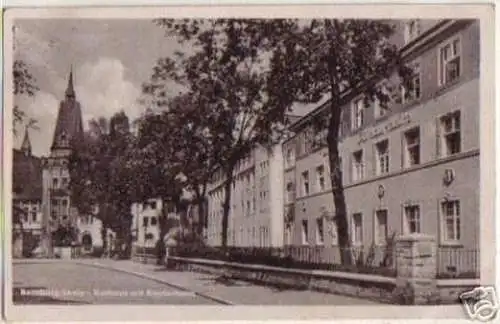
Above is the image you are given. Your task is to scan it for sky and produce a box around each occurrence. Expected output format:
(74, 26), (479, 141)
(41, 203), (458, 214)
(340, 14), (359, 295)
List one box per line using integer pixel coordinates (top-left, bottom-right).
(13, 18), (318, 157)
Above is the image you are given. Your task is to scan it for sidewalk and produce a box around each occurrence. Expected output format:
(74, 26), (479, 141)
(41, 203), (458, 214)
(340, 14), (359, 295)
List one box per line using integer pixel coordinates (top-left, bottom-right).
(76, 258), (379, 305)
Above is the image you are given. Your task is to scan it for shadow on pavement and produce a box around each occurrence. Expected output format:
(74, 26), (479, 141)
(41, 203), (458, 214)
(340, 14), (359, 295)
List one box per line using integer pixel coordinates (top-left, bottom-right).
(12, 287), (91, 305)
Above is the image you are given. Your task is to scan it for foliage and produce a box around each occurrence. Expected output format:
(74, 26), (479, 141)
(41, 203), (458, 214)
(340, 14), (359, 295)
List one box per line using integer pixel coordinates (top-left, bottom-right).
(52, 224), (78, 247)
(147, 19), (296, 248)
(68, 111), (136, 245)
(13, 59), (39, 134)
(263, 19), (413, 264)
(173, 245), (397, 277)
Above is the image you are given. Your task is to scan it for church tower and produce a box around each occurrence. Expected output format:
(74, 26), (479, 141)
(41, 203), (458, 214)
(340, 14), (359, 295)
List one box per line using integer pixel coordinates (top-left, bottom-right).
(41, 67), (84, 257)
(20, 127), (32, 156)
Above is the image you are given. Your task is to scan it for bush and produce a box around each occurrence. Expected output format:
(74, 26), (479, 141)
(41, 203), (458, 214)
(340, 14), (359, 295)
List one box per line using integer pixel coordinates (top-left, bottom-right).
(173, 246), (397, 277)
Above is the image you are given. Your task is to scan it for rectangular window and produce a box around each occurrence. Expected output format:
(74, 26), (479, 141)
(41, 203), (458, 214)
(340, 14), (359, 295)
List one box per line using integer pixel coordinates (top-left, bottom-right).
(150, 201), (157, 210)
(31, 211), (37, 223)
(442, 200), (461, 242)
(404, 127), (421, 167)
(330, 220), (339, 246)
(301, 219), (309, 245)
(404, 20), (421, 44)
(316, 165), (325, 192)
(301, 171), (310, 196)
(150, 216), (157, 226)
(375, 210), (388, 245)
(285, 147), (295, 168)
(352, 150), (364, 182)
(402, 63), (421, 103)
(143, 216), (149, 228)
(52, 178), (59, 189)
(352, 213), (363, 245)
(284, 224), (293, 245)
(285, 181), (295, 204)
(439, 37), (461, 86)
(351, 98), (365, 130)
(440, 111), (461, 156)
(375, 140), (390, 175)
(316, 218), (324, 245)
(404, 205), (421, 234)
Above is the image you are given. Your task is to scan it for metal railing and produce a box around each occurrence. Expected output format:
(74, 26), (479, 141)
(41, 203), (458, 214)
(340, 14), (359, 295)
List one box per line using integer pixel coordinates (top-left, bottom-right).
(134, 243), (479, 279)
(437, 247), (479, 278)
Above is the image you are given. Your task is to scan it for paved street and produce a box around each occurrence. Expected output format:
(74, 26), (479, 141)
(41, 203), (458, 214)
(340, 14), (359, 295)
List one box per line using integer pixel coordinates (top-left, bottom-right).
(13, 259), (379, 305)
(13, 261), (217, 305)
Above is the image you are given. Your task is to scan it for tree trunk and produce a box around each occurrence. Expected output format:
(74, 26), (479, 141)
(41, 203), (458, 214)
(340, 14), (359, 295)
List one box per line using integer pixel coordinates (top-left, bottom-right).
(327, 103), (353, 266)
(221, 164), (235, 250)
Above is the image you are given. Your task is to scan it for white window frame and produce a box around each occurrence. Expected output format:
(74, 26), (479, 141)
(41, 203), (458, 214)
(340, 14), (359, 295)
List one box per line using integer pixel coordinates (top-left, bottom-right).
(301, 170), (310, 196)
(440, 198), (461, 244)
(301, 219), (309, 245)
(404, 19), (421, 44)
(315, 217), (324, 245)
(316, 165), (326, 192)
(352, 150), (365, 182)
(351, 213), (363, 246)
(351, 97), (365, 130)
(439, 110), (462, 157)
(438, 36), (462, 86)
(403, 203), (421, 234)
(284, 223), (294, 245)
(330, 219), (339, 246)
(375, 139), (390, 175)
(403, 127), (421, 168)
(401, 62), (422, 104)
(285, 181), (295, 204)
(374, 209), (389, 246)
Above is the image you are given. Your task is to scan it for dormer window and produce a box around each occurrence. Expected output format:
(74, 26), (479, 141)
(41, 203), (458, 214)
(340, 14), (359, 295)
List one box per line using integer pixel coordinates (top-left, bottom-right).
(404, 20), (421, 44)
(59, 131), (69, 147)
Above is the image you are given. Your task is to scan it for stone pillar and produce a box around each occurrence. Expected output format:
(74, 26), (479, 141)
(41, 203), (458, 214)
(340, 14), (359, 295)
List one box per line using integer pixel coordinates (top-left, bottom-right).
(395, 234), (437, 305)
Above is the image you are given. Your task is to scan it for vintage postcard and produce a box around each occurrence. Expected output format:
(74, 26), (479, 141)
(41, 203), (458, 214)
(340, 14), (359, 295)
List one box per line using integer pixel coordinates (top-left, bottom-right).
(2, 4), (496, 322)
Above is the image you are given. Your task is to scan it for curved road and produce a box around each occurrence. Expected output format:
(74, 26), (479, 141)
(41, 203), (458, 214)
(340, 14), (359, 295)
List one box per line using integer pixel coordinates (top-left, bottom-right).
(13, 262), (219, 305)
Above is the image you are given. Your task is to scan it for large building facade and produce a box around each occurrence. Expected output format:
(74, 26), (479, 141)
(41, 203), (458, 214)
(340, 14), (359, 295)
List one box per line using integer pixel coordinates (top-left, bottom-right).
(206, 143), (284, 247)
(206, 19), (479, 260)
(39, 70), (103, 255)
(285, 19), (479, 255)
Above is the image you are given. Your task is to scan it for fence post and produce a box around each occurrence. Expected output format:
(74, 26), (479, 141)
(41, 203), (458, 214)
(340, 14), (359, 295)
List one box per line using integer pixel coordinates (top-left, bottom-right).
(395, 234), (437, 304)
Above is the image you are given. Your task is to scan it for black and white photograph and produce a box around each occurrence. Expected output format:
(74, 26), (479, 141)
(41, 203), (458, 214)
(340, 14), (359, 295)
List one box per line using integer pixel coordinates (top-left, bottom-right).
(3, 4), (496, 322)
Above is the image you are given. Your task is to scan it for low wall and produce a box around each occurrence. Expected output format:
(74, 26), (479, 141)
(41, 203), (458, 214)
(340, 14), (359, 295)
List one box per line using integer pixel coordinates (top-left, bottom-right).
(167, 256), (478, 305)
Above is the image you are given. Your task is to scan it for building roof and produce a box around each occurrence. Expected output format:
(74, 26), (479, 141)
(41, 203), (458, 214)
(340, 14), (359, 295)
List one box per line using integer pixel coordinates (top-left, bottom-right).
(51, 69), (84, 151)
(21, 128), (32, 155)
(12, 149), (43, 201)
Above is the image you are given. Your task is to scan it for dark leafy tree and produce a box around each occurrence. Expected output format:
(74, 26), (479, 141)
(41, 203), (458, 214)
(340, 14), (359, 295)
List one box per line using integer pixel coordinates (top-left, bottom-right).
(265, 19), (413, 264)
(13, 59), (39, 134)
(69, 111), (136, 255)
(149, 19), (293, 249)
(131, 112), (186, 241)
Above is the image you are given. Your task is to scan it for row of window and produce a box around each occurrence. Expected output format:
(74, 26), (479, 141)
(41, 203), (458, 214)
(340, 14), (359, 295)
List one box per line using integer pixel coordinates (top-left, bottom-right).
(291, 199), (461, 246)
(285, 34), (463, 165)
(291, 110), (462, 199)
(206, 226), (271, 246)
(52, 176), (70, 189)
(352, 110), (461, 182)
(17, 201), (40, 223)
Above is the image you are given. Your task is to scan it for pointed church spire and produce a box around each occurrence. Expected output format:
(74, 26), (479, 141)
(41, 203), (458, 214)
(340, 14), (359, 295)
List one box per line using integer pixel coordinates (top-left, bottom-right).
(65, 66), (75, 99)
(21, 127), (32, 156)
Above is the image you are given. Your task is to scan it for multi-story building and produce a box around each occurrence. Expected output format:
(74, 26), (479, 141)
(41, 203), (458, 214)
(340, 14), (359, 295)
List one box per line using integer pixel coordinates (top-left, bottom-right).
(12, 129), (44, 256)
(206, 142), (284, 247)
(131, 198), (166, 248)
(284, 19), (479, 258)
(39, 69), (104, 256)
